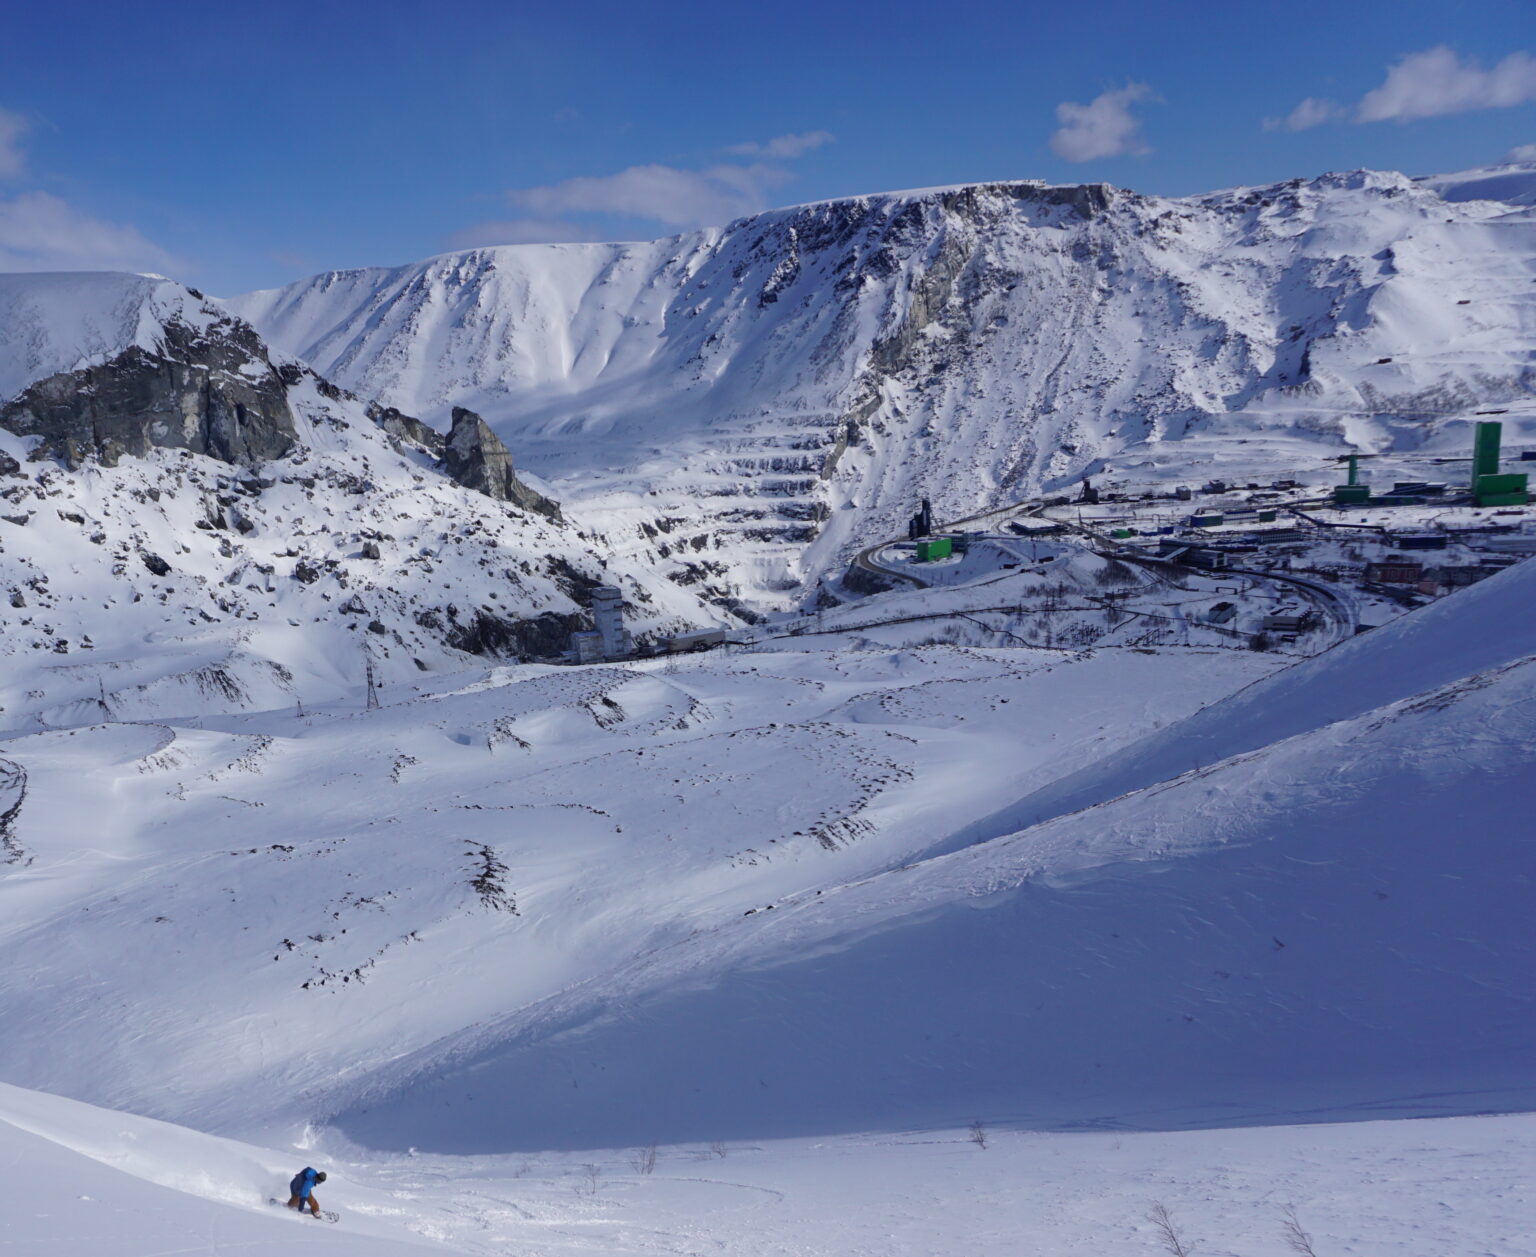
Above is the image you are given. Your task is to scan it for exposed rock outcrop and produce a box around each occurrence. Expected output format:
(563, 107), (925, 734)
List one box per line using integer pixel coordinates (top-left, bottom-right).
(367, 401), (445, 457)
(0, 317), (298, 470)
(441, 407), (561, 520)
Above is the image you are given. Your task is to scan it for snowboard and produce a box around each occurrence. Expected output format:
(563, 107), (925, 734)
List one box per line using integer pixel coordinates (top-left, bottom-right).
(270, 1197), (339, 1223)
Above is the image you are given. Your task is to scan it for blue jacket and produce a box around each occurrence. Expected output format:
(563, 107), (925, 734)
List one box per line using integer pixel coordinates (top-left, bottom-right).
(290, 1168), (320, 1200)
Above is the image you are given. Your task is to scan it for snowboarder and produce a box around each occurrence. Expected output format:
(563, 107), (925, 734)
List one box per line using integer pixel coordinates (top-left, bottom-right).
(286, 1167), (328, 1217)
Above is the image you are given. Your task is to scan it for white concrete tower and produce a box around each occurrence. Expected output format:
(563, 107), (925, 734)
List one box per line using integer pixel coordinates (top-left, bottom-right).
(590, 585), (632, 659)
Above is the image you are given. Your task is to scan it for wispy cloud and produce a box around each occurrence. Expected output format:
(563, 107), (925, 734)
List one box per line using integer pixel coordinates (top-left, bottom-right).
(0, 191), (184, 273)
(1509, 143), (1536, 163)
(1263, 97), (1346, 133)
(507, 161), (793, 228)
(0, 106), (29, 180)
(726, 130), (835, 159)
(1270, 47), (1536, 131)
(449, 131), (834, 251)
(443, 217), (605, 249)
(1049, 84), (1156, 162)
(450, 155), (806, 250)
(0, 106), (182, 274)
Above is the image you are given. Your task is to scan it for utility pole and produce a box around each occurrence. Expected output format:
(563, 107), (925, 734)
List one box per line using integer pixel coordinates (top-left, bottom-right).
(364, 653), (380, 711)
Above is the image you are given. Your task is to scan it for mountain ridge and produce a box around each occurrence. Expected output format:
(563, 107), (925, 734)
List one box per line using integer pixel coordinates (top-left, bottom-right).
(228, 163), (1536, 613)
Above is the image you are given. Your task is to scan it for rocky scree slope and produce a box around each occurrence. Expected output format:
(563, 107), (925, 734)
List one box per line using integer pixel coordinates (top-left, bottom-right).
(0, 273), (708, 731)
(233, 166), (1536, 614)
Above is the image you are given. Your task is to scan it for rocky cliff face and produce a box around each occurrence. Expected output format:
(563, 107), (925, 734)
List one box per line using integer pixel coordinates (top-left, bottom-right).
(231, 167), (1536, 614)
(0, 272), (564, 515)
(0, 275), (713, 726)
(1, 314), (298, 469)
(442, 407), (561, 520)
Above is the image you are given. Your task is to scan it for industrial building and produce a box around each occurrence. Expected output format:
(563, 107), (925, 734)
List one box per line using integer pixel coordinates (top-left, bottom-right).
(570, 630), (604, 665)
(1364, 557), (1424, 585)
(663, 628), (728, 653)
(569, 584), (634, 663)
(1333, 454), (1371, 506)
(591, 585), (632, 659)
(1472, 421), (1529, 507)
(905, 498), (935, 541)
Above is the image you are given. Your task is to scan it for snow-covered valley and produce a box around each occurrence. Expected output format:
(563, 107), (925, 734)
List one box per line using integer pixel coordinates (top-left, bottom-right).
(2, 161), (1534, 1255)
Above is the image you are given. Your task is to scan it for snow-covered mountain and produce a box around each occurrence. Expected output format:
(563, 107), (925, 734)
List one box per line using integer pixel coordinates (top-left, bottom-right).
(231, 165), (1536, 611)
(0, 273), (714, 731)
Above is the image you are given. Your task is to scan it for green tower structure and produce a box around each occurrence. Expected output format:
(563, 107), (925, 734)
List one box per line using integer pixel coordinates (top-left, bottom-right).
(1333, 452), (1370, 506)
(1471, 419), (1530, 506)
(1472, 421), (1502, 482)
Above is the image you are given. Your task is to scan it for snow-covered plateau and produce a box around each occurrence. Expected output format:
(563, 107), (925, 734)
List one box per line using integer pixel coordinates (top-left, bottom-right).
(2, 162), (1534, 1255)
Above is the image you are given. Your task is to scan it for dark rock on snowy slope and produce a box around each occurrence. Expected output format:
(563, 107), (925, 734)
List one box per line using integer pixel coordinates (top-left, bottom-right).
(1, 305), (297, 470)
(442, 407), (561, 519)
(0, 273), (562, 519)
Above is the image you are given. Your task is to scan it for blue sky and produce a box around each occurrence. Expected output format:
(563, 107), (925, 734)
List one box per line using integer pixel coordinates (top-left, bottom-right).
(1, 0), (1532, 293)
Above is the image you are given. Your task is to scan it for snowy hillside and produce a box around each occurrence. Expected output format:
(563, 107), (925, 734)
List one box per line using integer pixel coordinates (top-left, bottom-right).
(5, 1078), (1532, 1257)
(232, 166), (1536, 611)
(0, 271), (227, 402)
(1417, 160), (1536, 207)
(0, 273), (715, 730)
(326, 559), (1536, 1153)
(0, 639), (1280, 1133)
(0, 550), (1529, 1151)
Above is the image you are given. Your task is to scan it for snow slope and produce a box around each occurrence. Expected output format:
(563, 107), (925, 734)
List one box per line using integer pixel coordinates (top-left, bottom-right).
(1, 541), (1529, 1161)
(331, 635), (1536, 1151)
(0, 271), (225, 402)
(960, 550), (1536, 841)
(231, 167), (1536, 608)
(1417, 161), (1536, 207)
(5, 1078), (1533, 1257)
(0, 1081), (441, 1255)
(0, 642), (1277, 1136)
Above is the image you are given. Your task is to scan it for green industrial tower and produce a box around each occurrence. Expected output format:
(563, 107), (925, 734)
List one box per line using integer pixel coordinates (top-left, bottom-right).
(1472, 421), (1502, 481)
(1471, 420), (1530, 507)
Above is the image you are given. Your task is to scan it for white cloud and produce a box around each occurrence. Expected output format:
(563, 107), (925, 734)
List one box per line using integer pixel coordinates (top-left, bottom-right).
(443, 217), (604, 249)
(726, 131), (835, 159)
(1263, 97), (1345, 133)
(1509, 143), (1536, 163)
(1273, 47), (1536, 132)
(0, 191), (183, 273)
(505, 161), (794, 229)
(459, 141), (826, 247)
(1049, 84), (1155, 162)
(0, 107), (28, 180)
(1358, 46), (1536, 123)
